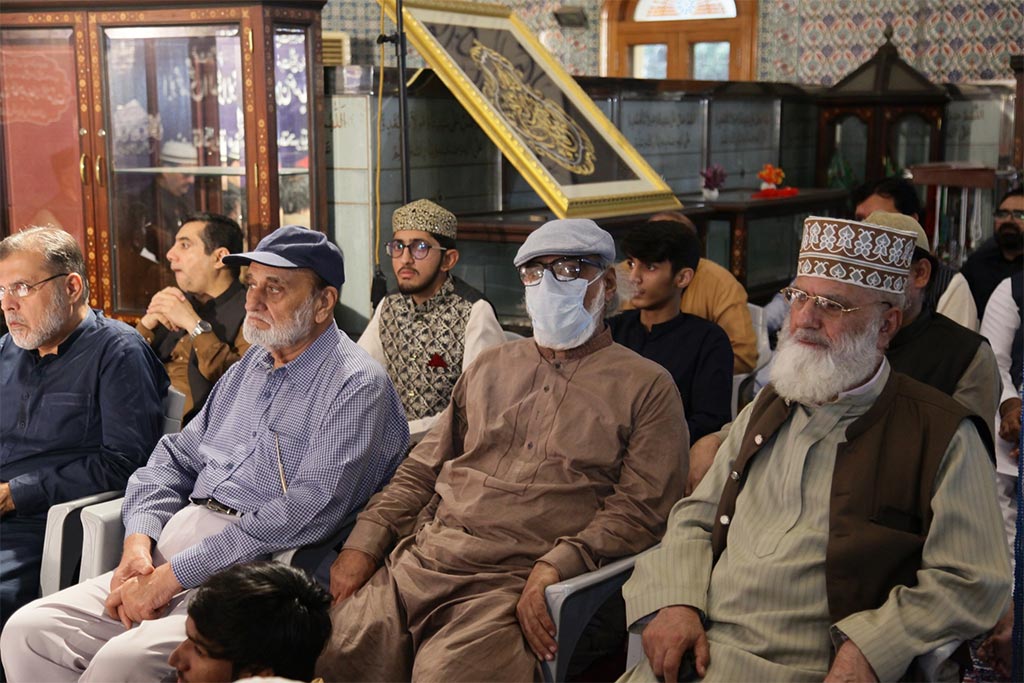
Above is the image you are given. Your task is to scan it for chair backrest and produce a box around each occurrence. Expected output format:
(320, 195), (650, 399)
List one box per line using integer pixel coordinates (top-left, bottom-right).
(748, 303), (772, 370)
(162, 386), (186, 435)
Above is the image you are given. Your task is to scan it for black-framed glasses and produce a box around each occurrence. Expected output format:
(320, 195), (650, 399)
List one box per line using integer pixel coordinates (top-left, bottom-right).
(518, 258), (604, 287)
(781, 286), (891, 317)
(994, 209), (1024, 221)
(385, 239), (447, 260)
(0, 272), (69, 302)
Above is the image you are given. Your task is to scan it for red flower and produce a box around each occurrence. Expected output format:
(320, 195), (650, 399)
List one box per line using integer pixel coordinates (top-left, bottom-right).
(427, 353), (448, 368)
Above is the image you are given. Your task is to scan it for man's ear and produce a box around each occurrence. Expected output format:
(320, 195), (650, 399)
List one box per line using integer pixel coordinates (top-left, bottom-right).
(602, 266), (617, 302)
(877, 305), (903, 349)
(675, 267), (695, 290)
(910, 258), (931, 289)
(212, 247), (230, 270)
(314, 286), (339, 324)
(66, 272), (86, 304)
(441, 247), (460, 272)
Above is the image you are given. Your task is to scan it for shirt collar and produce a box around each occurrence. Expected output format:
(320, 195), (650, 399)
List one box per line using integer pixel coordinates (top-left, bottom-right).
(535, 324), (613, 361)
(188, 279), (246, 316)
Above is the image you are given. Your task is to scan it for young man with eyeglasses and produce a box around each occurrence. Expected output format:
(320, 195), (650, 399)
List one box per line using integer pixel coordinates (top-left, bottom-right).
(619, 215), (1010, 683)
(0, 226), (168, 633)
(358, 198), (504, 434)
(2, 226), (408, 683)
(318, 219), (687, 682)
(961, 186), (1024, 318)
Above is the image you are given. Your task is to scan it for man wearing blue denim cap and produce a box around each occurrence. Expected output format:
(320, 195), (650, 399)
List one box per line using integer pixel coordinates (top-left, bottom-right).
(318, 218), (686, 682)
(3, 225), (410, 683)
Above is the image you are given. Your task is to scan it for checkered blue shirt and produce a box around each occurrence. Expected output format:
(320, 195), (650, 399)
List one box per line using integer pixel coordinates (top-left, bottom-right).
(123, 325), (409, 588)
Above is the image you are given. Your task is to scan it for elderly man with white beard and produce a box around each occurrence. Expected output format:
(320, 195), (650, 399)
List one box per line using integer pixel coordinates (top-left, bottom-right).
(618, 216), (1011, 683)
(316, 218), (687, 682)
(2, 226), (409, 683)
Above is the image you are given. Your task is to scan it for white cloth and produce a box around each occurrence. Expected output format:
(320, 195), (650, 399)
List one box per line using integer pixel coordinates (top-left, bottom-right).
(936, 272), (979, 331)
(979, 276), (1020, 558)
(1, 506), (238, 683)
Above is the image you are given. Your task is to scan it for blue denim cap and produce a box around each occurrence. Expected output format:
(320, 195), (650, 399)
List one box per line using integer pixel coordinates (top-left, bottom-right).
(514, 219), (615, 267)
(223, 225), (345, 288)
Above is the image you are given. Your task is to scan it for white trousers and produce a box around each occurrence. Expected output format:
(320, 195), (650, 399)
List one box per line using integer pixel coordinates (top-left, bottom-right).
(1, 505), (239, 683)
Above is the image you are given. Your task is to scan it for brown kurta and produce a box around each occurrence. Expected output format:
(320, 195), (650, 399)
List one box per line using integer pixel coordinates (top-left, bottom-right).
(319, 327), (688, 682)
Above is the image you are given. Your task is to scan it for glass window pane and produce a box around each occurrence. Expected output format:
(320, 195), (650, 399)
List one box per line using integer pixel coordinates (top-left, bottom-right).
(692, 41), (729, 80)
(274, 25), (311, 227)
(829, 115), (868, 189)
(631, 44), (668, 79)
(0, 28), (85, 243)
(103, 24), (245, 313)
(892, 115), (931, 173)
(634, 0), (737, 22)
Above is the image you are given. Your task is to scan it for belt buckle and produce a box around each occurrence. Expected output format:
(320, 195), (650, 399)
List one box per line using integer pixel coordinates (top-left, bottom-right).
(207, 499), (232, 515)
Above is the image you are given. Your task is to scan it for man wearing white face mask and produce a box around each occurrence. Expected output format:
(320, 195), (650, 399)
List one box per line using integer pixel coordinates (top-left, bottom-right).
(318, 219), (688, 682)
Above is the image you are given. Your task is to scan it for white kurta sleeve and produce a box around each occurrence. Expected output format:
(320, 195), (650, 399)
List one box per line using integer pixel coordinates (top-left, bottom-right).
(979, 277), (1019, 407)
(356, 301), (387, 366)
(461, 299), (506, 371)
(937, 272), (979, 331)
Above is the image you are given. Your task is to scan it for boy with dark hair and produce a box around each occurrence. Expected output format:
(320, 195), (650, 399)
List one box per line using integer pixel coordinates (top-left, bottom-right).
(169, 562), (332, 683)
(137, 212), (249, 422)
(608, 220), (733, 443)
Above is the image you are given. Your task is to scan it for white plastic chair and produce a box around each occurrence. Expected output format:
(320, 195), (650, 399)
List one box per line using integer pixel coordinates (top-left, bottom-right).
(39, 386), (186, 596)
(541, 553), (644, 682)
(730, 304), (772, 418)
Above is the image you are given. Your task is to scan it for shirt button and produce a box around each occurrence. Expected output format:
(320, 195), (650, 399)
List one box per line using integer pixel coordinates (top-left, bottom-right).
(754, 434), (764, 446)
(719, 514), (730, 526)
(527, 442), (533, 449)
(543, 386), (550, 392)
(251, 431), (256, 437)
(553, 362), (561, 370)
(730, 470), (740, 481)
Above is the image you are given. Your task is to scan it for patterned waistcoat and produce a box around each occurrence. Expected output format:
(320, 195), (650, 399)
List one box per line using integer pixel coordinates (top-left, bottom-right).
(379, 276), (478, 419)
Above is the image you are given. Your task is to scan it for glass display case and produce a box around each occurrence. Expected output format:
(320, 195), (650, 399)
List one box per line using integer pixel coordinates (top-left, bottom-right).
(1, 0), (326, 317)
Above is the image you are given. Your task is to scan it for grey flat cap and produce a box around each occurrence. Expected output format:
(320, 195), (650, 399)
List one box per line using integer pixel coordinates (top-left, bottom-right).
(514, 219), (615, 267)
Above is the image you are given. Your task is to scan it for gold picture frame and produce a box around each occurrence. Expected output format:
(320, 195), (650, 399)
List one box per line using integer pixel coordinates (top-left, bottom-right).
(379, 0), (681, 218)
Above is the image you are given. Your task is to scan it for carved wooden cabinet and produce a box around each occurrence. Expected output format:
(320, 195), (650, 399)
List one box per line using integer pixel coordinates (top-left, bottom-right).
(0, 0), (326, 316)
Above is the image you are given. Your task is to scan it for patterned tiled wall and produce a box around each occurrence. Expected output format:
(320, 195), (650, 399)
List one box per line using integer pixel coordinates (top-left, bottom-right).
(758, 0), (1024, 85)
(325, 0), (1022, 84)
(323, 0), (601, 74)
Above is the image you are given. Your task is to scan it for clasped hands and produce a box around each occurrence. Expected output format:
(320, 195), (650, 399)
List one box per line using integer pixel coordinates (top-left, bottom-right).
(140, 287), (199, 333)
(104, 533), (182, 629)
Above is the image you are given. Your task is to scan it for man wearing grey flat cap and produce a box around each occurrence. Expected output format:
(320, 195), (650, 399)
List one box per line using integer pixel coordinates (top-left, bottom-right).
(318, 218), (687, 682)
(3, 225), (410, 683)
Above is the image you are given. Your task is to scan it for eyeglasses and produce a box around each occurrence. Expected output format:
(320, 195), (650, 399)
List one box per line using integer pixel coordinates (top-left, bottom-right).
(0, 272), (69, 302)
(781, 286), (891, 317)
(385, 239), (447, 260)
(518, 258), (604, 287)
(994, 209), (1024, 221)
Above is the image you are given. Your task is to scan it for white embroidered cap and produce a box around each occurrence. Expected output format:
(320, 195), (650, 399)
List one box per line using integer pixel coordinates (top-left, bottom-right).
(797, 215), (916, 294)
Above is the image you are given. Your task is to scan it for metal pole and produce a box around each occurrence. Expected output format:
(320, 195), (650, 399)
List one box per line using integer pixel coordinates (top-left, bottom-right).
(395, 0), (411, 204)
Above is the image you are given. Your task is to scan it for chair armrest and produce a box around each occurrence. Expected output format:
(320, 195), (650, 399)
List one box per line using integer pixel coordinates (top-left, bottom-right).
(79, 497), (126, 581)
(40, 491), (123, 596)
(541, 554), (640, 682)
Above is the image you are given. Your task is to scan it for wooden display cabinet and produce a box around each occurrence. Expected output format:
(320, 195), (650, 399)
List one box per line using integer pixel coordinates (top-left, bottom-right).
(0, 0), (326, 317)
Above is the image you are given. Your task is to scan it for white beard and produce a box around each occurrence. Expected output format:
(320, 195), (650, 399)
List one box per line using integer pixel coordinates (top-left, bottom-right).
(770, 312), (884, 406)
(243, 295), (317, 351)
(7, 287), (68, 350)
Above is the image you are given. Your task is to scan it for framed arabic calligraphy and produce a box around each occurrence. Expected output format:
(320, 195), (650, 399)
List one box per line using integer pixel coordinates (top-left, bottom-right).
(378, 0), (680, 219)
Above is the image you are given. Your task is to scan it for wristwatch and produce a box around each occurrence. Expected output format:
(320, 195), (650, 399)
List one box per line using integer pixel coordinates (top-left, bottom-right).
(190, 319), (213, 339)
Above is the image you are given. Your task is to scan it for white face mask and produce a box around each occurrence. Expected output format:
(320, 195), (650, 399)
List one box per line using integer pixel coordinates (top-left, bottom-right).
(525, 273), (605, 350)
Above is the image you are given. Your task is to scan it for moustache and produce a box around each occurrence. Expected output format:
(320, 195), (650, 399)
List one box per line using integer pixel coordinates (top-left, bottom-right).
(791, 328), (831, 348)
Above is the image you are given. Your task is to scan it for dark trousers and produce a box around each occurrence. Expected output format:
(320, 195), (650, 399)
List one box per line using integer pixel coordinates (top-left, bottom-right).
(0, 515), (47, 631)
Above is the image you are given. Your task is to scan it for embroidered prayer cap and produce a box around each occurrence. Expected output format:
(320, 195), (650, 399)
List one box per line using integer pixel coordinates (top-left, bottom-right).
(863, 210), (931, 251)
(797, 215), (915, 294)
(223, 225), (345, 288)
(514, 219), (616, 267)
(392, 199), (458, 241)
(160, 140), (198, 167)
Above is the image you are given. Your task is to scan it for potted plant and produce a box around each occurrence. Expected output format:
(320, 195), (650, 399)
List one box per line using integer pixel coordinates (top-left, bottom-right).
(700, 164), (727, 200)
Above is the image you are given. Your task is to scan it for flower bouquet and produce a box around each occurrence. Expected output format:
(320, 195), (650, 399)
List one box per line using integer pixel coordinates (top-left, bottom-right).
(699, 164), (727, 200)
